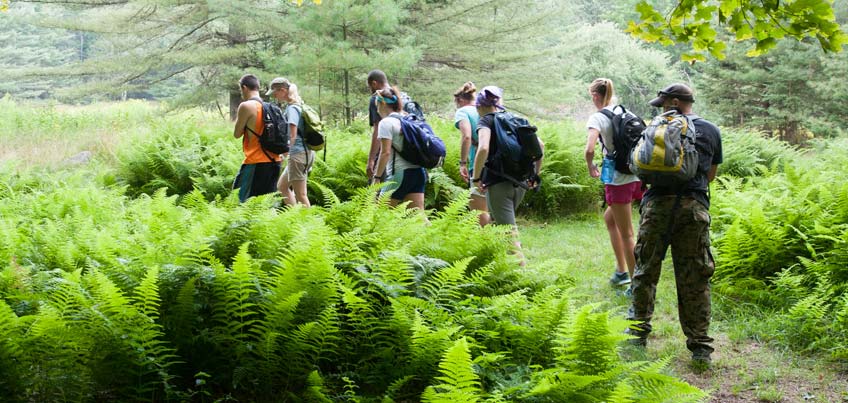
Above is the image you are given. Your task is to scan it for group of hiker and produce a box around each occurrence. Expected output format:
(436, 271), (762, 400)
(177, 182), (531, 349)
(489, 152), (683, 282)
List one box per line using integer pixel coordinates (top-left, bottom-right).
(230, 70), (723, 367)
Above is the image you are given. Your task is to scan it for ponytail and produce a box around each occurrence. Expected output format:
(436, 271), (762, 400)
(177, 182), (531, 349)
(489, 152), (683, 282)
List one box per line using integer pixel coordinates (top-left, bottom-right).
(589, 78), (615, 107)
(287, 83), (304, 105)
(375, 86), (403, 112)
(453, 81), (477, 102)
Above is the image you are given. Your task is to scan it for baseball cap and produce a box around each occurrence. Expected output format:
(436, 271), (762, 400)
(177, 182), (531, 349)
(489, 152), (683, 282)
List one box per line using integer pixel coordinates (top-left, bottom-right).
(648, 83), (695, 107)
(265, 77), (291, 96)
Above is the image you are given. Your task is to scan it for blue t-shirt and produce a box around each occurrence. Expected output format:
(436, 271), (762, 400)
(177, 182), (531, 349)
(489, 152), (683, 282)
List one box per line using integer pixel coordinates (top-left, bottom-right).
(286, 104), (306, 154)
(454, 105), (479, 174)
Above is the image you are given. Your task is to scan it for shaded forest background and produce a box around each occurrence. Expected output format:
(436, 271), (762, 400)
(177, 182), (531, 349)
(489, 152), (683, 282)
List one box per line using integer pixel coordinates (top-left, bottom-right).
(1, 0), (847, 143)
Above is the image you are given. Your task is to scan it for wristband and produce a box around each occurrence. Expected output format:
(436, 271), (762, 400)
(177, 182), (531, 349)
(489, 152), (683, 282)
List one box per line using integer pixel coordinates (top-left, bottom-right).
(471, 178), (481, 183)
(459, 161), (467, 166)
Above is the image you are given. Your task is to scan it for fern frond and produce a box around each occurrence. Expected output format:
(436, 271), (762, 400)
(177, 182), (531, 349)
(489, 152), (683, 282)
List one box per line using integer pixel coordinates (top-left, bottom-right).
(302, 370), (333, 403)
(554, 306), (623, 375)
(421, 337), (482, 403)
(420, 257), (472, 307)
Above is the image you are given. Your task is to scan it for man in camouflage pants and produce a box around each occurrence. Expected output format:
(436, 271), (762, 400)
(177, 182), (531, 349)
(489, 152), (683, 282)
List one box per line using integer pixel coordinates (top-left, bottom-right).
(627, 83), (723, 366)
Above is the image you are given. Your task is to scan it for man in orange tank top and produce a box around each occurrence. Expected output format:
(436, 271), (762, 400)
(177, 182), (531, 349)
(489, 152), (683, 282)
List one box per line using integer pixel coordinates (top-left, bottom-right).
(232, 74), (282, 202)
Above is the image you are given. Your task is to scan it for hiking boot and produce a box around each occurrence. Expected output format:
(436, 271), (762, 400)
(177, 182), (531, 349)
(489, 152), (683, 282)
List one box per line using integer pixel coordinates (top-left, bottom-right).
(624, 327), (647, 347)
(691, 350), (712, 371)
(609, 271), (631, 286)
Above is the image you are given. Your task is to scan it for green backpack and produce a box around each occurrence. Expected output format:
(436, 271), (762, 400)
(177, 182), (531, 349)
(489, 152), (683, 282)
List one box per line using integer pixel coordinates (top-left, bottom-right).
(299, 103), (325, 154)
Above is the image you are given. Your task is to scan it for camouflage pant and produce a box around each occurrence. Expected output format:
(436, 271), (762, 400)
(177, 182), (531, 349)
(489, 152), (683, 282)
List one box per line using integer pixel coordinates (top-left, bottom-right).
(627, 195), (715, 355)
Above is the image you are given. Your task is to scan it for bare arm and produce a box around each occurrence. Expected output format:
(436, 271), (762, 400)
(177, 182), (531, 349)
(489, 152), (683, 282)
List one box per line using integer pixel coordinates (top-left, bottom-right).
(707, 164), (718, 182)
(233, 102), (250, 139)
(585, 128), (601, 178)
(367, 123), (380, 176)
(289, 123), (298, 150)
(535, 137), (545, 175)
(374, 137), (392, 181)
(471, 127), (490, 183)
(458, 119), (472, 180)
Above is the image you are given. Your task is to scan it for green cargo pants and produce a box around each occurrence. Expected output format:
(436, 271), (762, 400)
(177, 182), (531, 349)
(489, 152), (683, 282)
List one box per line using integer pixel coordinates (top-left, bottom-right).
(627, 195), (715, 355)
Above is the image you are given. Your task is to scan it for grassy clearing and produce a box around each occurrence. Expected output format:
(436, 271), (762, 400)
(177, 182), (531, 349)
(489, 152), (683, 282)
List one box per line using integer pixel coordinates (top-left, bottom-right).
(521, 216), (848, 403)
(0, 98), (226, 170)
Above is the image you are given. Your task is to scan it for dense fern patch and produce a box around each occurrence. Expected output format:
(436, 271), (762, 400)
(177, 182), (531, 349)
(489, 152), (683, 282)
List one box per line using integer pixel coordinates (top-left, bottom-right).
(711, 138), (848, 359)
(105, 111), (601, 218)
(0, 169), (703, 401)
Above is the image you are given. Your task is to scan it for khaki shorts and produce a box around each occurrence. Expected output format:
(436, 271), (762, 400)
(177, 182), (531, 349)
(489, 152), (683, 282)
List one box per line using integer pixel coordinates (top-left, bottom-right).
(282, 151), (314, 182)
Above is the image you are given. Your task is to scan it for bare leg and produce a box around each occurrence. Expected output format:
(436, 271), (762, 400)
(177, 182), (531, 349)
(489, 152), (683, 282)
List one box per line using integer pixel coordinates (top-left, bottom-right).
(470, 194), (490, 227)
(604, 206), (627, 273)
(610, 202), (637, 278)
(277, 172), (295, 206)
(291, 180), (311, 207)
(403, 192), (425, 210)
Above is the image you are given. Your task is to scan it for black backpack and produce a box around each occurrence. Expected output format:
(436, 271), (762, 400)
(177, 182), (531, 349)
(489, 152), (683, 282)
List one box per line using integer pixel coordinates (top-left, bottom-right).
(246, 98), (289, 161)
(599, 105), (646, 175)
(400, 92), (425, 120)
(483, 112), (543, 189)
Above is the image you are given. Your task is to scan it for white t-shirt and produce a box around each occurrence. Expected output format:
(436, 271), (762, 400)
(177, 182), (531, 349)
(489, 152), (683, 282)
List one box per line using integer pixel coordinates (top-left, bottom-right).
(587, 106), (639, 185)
(377, 113), (420, 177)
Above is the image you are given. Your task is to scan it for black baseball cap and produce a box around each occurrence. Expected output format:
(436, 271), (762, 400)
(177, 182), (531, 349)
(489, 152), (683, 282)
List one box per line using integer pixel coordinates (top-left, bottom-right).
(649, 83), (695, 107)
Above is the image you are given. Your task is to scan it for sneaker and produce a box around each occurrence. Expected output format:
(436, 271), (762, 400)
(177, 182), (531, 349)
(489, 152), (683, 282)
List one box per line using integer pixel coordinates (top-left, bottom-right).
(623, 286), (633, 298)
(609, 271), (631, 286)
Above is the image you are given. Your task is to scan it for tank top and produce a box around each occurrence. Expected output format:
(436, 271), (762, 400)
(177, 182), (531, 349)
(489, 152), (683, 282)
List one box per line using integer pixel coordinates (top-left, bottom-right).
(242, 100), (282, 164)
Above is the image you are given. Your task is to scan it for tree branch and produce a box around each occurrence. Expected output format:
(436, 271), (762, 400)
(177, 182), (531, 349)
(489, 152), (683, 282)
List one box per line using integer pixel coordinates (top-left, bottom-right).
(19, 0), (127, 6)
(168, 17), (221, 52)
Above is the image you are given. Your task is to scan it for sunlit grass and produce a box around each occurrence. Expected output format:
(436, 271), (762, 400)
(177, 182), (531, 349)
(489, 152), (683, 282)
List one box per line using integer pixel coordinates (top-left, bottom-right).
(0, 98), (227, 169)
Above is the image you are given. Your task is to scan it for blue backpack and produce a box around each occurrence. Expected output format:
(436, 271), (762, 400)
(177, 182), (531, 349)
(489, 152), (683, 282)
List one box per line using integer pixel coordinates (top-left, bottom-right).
(393, 114), (445, 169)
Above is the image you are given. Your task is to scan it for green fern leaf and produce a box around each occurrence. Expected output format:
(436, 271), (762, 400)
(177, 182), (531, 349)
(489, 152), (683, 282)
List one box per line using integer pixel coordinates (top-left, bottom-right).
(421, 337), (482, 403)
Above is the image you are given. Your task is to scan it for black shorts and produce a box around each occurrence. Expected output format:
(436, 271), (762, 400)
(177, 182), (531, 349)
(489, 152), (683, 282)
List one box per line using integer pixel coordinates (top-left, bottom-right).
(382, 167), (427, 200)
(233, 162), (281, 202)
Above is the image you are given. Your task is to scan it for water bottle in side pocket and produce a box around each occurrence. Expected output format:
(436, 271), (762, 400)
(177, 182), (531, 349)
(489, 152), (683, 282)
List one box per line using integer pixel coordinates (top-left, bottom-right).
(600, 157), (615, 184)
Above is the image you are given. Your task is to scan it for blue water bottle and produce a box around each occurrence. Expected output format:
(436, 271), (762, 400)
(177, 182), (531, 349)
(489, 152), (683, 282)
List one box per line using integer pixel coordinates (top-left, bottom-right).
(600, 157), (615, 184)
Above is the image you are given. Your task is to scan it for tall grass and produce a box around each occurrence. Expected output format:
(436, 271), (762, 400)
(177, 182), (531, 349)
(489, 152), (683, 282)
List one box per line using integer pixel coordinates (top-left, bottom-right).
(0, 97), (226, 170)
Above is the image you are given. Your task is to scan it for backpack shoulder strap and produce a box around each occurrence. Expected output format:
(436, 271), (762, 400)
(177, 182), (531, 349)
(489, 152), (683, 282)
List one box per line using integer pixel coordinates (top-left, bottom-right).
(595, 109), (615, 150)
(598, 108), (615, 121)
(684, 114), (701, 137)
(611, 104), (627, 115)
(244, 98), (265, 136)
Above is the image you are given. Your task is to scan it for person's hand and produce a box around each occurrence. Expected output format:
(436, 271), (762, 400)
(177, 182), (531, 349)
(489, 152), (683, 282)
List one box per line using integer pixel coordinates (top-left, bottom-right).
(528, 174), (541, 191)
(475, 181), (487, 195)
(366, 160), (375, 178)
(459, 165), (469, 182)
(588, 163), (600, 178)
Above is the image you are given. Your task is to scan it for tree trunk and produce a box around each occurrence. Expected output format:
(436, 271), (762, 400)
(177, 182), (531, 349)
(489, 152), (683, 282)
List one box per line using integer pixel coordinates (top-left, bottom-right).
(229, 90), (242, 121)
(228, 23), (247, 121)
(342, 23), (351, 126)
(344, 69), (351, 126)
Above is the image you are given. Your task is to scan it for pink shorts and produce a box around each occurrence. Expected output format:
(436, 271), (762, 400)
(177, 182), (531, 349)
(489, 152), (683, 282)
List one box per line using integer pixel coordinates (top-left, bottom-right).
(605, 181), (644, 205)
